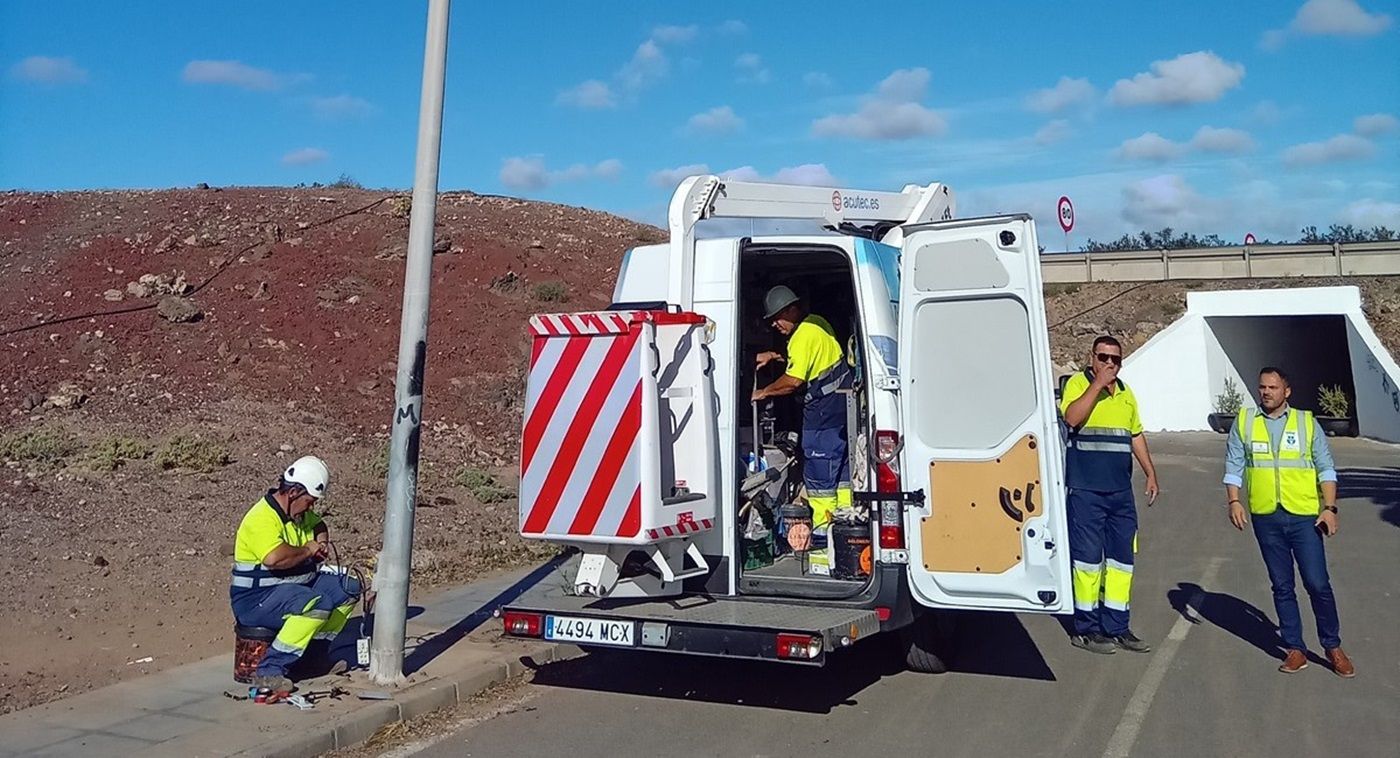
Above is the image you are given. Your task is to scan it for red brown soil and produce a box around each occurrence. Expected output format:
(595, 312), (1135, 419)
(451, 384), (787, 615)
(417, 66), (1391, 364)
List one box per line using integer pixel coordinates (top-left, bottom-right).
(0, 187), (665, 714)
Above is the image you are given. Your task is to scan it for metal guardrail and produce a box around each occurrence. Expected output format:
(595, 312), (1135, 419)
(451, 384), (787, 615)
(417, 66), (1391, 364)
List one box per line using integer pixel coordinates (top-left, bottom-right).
(1040, 241), (1400, 283)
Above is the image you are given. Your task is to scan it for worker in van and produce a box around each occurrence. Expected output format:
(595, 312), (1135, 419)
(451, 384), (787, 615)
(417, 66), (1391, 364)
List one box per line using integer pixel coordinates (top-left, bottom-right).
(752, 285), (853, 529)
(1059, 336), (1159, 655)
(230, 456), (362, 693)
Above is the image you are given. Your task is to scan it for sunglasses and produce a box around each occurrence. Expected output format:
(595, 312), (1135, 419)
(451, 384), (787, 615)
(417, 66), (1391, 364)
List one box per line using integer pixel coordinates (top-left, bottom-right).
(1095, 352), (1123, 366)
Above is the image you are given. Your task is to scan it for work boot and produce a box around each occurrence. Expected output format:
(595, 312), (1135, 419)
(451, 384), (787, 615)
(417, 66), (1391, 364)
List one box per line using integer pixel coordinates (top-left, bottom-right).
(1111, 631), (1152, 653)
(1070, 633), (1117, 655)
(1278, 649), (1309, 674)
(1326, 648), (1355, 679)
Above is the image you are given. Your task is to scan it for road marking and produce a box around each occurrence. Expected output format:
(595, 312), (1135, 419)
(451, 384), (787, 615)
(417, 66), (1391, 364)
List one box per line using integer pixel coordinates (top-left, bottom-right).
(1101, 556), (1223, 758)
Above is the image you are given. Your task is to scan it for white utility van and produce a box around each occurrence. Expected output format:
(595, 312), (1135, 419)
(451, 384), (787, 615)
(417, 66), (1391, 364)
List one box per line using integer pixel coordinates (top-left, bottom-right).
(501, 175), (1071, 671)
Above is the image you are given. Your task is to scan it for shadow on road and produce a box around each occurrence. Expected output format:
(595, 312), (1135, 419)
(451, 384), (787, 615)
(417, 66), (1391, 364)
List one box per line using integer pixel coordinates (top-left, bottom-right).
(1337, 466), (1400, 528)
(526, 612), (1053, 714)
(1169, 582), (1285, 661)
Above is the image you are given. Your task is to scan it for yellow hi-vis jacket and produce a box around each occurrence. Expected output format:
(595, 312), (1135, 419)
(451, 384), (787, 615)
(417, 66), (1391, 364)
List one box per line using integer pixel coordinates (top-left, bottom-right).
(1237, 407), (1320, 516)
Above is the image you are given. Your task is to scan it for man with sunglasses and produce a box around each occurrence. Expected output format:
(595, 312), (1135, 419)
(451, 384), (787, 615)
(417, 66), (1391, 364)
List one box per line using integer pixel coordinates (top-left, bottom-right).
(1059, 336), (1160, 655)
(230, 456), (362, 695)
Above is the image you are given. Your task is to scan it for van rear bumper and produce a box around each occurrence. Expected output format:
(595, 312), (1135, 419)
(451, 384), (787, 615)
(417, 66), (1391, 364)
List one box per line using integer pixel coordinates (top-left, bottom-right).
(501, 594), (882, 665)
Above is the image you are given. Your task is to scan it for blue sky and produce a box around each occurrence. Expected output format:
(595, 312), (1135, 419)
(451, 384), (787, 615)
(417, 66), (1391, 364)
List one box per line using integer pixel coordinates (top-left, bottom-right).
(3, 0), (1398, 244)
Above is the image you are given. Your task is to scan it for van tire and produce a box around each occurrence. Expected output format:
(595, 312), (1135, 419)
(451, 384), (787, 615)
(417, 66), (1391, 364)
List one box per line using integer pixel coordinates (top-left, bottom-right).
(900, 611), (956, 674)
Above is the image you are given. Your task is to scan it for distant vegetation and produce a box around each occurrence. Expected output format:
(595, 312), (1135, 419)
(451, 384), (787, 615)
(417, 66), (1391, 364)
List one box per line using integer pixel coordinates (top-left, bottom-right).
(1080, 224), (1397, 252)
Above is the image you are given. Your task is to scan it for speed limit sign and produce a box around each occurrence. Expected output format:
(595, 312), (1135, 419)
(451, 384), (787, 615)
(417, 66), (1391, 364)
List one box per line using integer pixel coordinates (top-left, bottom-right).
(1057, 196), (1075, 233)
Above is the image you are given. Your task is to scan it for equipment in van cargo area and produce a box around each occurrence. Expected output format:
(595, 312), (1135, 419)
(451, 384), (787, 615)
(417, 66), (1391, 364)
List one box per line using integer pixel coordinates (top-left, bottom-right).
(519, 309), (719, 598)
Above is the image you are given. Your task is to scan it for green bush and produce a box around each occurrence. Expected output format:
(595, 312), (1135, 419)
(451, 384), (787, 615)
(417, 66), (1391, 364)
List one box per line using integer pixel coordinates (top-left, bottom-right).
(328, 174), (363, 190)
(1045, 282), (1081, 296)
(0, 428), (77, 465)
(85, 436), (153, 471)
(1213, 378), (1244, 415)
(155, 434), (231, 472)
(531, 281), (569, 303)
(360, 441), (390, 482)
(456, 466), (513, 504)
(1318, 385), (1350, 417)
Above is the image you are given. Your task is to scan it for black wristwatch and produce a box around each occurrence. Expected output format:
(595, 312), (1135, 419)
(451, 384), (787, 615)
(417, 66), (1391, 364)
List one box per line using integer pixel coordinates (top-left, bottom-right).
(1322, 505), (1339, 514)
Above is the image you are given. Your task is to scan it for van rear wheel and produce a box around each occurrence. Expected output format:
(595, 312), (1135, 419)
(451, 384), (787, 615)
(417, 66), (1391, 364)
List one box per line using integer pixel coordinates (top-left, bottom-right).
(900, 611), (957, 674)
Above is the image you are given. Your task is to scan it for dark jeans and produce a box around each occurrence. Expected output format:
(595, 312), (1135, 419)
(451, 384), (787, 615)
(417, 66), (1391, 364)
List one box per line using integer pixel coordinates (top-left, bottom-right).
(1251, 510), (1341, 651)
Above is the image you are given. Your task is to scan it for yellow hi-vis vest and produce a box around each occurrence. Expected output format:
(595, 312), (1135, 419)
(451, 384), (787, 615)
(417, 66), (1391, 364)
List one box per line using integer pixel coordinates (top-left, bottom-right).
(1237, 407), (1320, 516)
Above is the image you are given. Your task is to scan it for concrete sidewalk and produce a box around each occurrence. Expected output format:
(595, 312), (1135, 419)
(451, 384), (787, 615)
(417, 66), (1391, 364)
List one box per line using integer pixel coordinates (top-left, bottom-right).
(0, 560), (575, 758)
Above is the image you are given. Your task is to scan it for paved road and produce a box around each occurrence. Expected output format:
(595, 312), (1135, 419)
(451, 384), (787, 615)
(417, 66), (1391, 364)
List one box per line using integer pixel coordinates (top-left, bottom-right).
(413, 434), (1400, 758)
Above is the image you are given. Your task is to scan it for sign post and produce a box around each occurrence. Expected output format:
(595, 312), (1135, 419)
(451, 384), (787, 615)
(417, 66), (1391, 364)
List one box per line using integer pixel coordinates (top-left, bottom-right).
(1057, 195), (1075, 252)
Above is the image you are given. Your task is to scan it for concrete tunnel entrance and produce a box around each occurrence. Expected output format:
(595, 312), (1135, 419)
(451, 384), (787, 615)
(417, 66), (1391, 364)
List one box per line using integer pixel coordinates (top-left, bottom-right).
(1206, 314), (1356, 425)
(1120, 286), (1400, 443)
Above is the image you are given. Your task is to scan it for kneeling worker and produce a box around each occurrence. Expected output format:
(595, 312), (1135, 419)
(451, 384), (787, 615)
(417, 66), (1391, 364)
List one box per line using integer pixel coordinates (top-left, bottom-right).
(230, 456), (361, 692)
(752, 285), (853, 528)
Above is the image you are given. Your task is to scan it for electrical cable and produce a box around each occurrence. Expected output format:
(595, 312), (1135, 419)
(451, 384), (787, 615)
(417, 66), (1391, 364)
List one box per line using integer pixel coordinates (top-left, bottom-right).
(1046, 280), (1161, 331)
(0, 194), (398, 338)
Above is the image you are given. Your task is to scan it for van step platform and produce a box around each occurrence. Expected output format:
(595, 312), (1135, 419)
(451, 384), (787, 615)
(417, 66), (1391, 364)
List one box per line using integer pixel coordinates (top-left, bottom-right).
(503, 586), (882, 664)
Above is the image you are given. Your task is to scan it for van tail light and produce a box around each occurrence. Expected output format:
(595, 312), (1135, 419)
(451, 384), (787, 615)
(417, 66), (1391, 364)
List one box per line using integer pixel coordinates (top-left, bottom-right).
(775, 633), (823, 660)
(502, 610), (543, 638)
(875, 430), (901, 493)
(873, 431), (906, 549)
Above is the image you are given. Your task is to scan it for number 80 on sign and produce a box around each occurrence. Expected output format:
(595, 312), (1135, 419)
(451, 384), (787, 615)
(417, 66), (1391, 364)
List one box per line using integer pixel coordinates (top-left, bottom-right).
(1057, 196), (1074, 233)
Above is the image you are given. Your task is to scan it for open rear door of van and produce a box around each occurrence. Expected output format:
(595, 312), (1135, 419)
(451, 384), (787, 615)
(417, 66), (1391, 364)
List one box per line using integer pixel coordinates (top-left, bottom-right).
(896, 215), (1071, 613)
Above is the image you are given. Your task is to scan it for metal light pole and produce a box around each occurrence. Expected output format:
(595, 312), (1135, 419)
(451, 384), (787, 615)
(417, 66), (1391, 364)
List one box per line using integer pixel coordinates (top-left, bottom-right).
(370, 0), (452, 685)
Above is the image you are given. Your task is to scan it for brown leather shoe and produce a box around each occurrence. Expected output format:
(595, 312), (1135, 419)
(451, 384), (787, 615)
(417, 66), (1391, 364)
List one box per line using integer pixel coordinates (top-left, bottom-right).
(1278, 649), (1309, 673)
(1327, 648), (1356, 678)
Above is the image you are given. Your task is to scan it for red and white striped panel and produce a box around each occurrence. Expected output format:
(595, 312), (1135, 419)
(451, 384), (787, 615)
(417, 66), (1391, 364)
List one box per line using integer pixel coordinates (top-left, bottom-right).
(520, 315), (644, 539)
(645, 515), (714, 541)
(528, 311), (633, 337)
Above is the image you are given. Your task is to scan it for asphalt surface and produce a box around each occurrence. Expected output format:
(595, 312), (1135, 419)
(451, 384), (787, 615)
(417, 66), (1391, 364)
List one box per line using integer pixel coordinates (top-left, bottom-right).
(410, 434), (1400, 758)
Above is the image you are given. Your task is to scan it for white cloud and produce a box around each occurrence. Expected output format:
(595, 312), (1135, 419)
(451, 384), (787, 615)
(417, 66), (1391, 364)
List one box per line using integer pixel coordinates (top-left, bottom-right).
(9, 55), (88, 84)
(282, 147), (329, 166)
(1115, 132), (1185, 162)
(556, 79), (616, 109)
(593, 158), (624, 180)
(1025, 77), (1095, 114)
(1266, 0), (1394, 48)
(1190, 126), (1256, 153)
(650, 163), (711, 188)
(1282, 133), (1376, 166)
(803, 71), (834, 88)
(1122, 174), (1223, 229)
(811, 67), (947, 141)
(686, 105), (744, 135)
(309, 94), (374, 120)
(735, 53), (771, 84)
(1107, 51), (1245, 107)
(1033, 120), (1073, 146)
(1338, 198), (1400, 228)
(718, 164), (840, 186)
(499, 156), (623, 191)
(1250, 100), (1286, 126)
(652, 24), (699, 44)
(182, 60), (301, 91)
(719, 19), (748, 35)
(1355, 113), (1400, 136)
(618, 39), (668, 91)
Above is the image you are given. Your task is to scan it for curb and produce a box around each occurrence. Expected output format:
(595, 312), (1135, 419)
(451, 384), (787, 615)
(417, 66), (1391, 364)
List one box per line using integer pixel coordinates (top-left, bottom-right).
(231, 643), (581, 758)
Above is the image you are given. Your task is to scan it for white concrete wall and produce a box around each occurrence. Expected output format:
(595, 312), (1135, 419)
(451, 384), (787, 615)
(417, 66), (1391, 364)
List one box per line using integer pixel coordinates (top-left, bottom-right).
(1347, 318), (1400, 441)
(1120, 314), (1212, 432)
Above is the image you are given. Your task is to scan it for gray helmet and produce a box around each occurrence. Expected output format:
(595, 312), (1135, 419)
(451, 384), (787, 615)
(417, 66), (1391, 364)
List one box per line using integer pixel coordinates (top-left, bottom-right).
(763, 285), (800, 320)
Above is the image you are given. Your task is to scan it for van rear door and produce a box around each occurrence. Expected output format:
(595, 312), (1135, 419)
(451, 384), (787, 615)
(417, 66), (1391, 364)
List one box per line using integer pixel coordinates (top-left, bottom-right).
(895, 215), (1071, 613)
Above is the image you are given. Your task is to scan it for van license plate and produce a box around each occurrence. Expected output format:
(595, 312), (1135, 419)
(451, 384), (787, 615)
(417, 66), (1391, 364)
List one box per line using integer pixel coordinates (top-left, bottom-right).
(544, 616), (636, 647)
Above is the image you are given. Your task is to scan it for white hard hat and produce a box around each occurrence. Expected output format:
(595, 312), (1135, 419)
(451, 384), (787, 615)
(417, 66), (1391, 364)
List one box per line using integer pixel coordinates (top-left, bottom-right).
(763, 285), (801, 320)
(283, 455), (330, 499)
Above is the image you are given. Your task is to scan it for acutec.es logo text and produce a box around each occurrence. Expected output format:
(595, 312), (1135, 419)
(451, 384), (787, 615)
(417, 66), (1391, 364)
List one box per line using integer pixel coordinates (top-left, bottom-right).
(830, 190), (880, 212)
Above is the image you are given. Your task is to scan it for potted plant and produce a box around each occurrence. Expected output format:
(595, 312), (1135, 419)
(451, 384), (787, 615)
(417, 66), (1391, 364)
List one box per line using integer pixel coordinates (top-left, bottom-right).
(1316, 384), (1358, 437)
(1208, 378), (1243, 433)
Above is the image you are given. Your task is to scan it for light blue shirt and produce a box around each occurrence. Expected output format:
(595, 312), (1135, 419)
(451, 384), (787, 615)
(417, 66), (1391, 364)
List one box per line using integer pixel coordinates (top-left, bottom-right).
(1223, 404), (1337, 487)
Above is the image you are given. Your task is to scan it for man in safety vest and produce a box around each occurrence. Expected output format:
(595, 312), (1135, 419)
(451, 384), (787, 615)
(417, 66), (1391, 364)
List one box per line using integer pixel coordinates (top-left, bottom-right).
(1223, 367), (1353, 677)
(230, 456), (362, 693)
(753, 285), (853, 530)
(1059, 336), (1160, 655)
